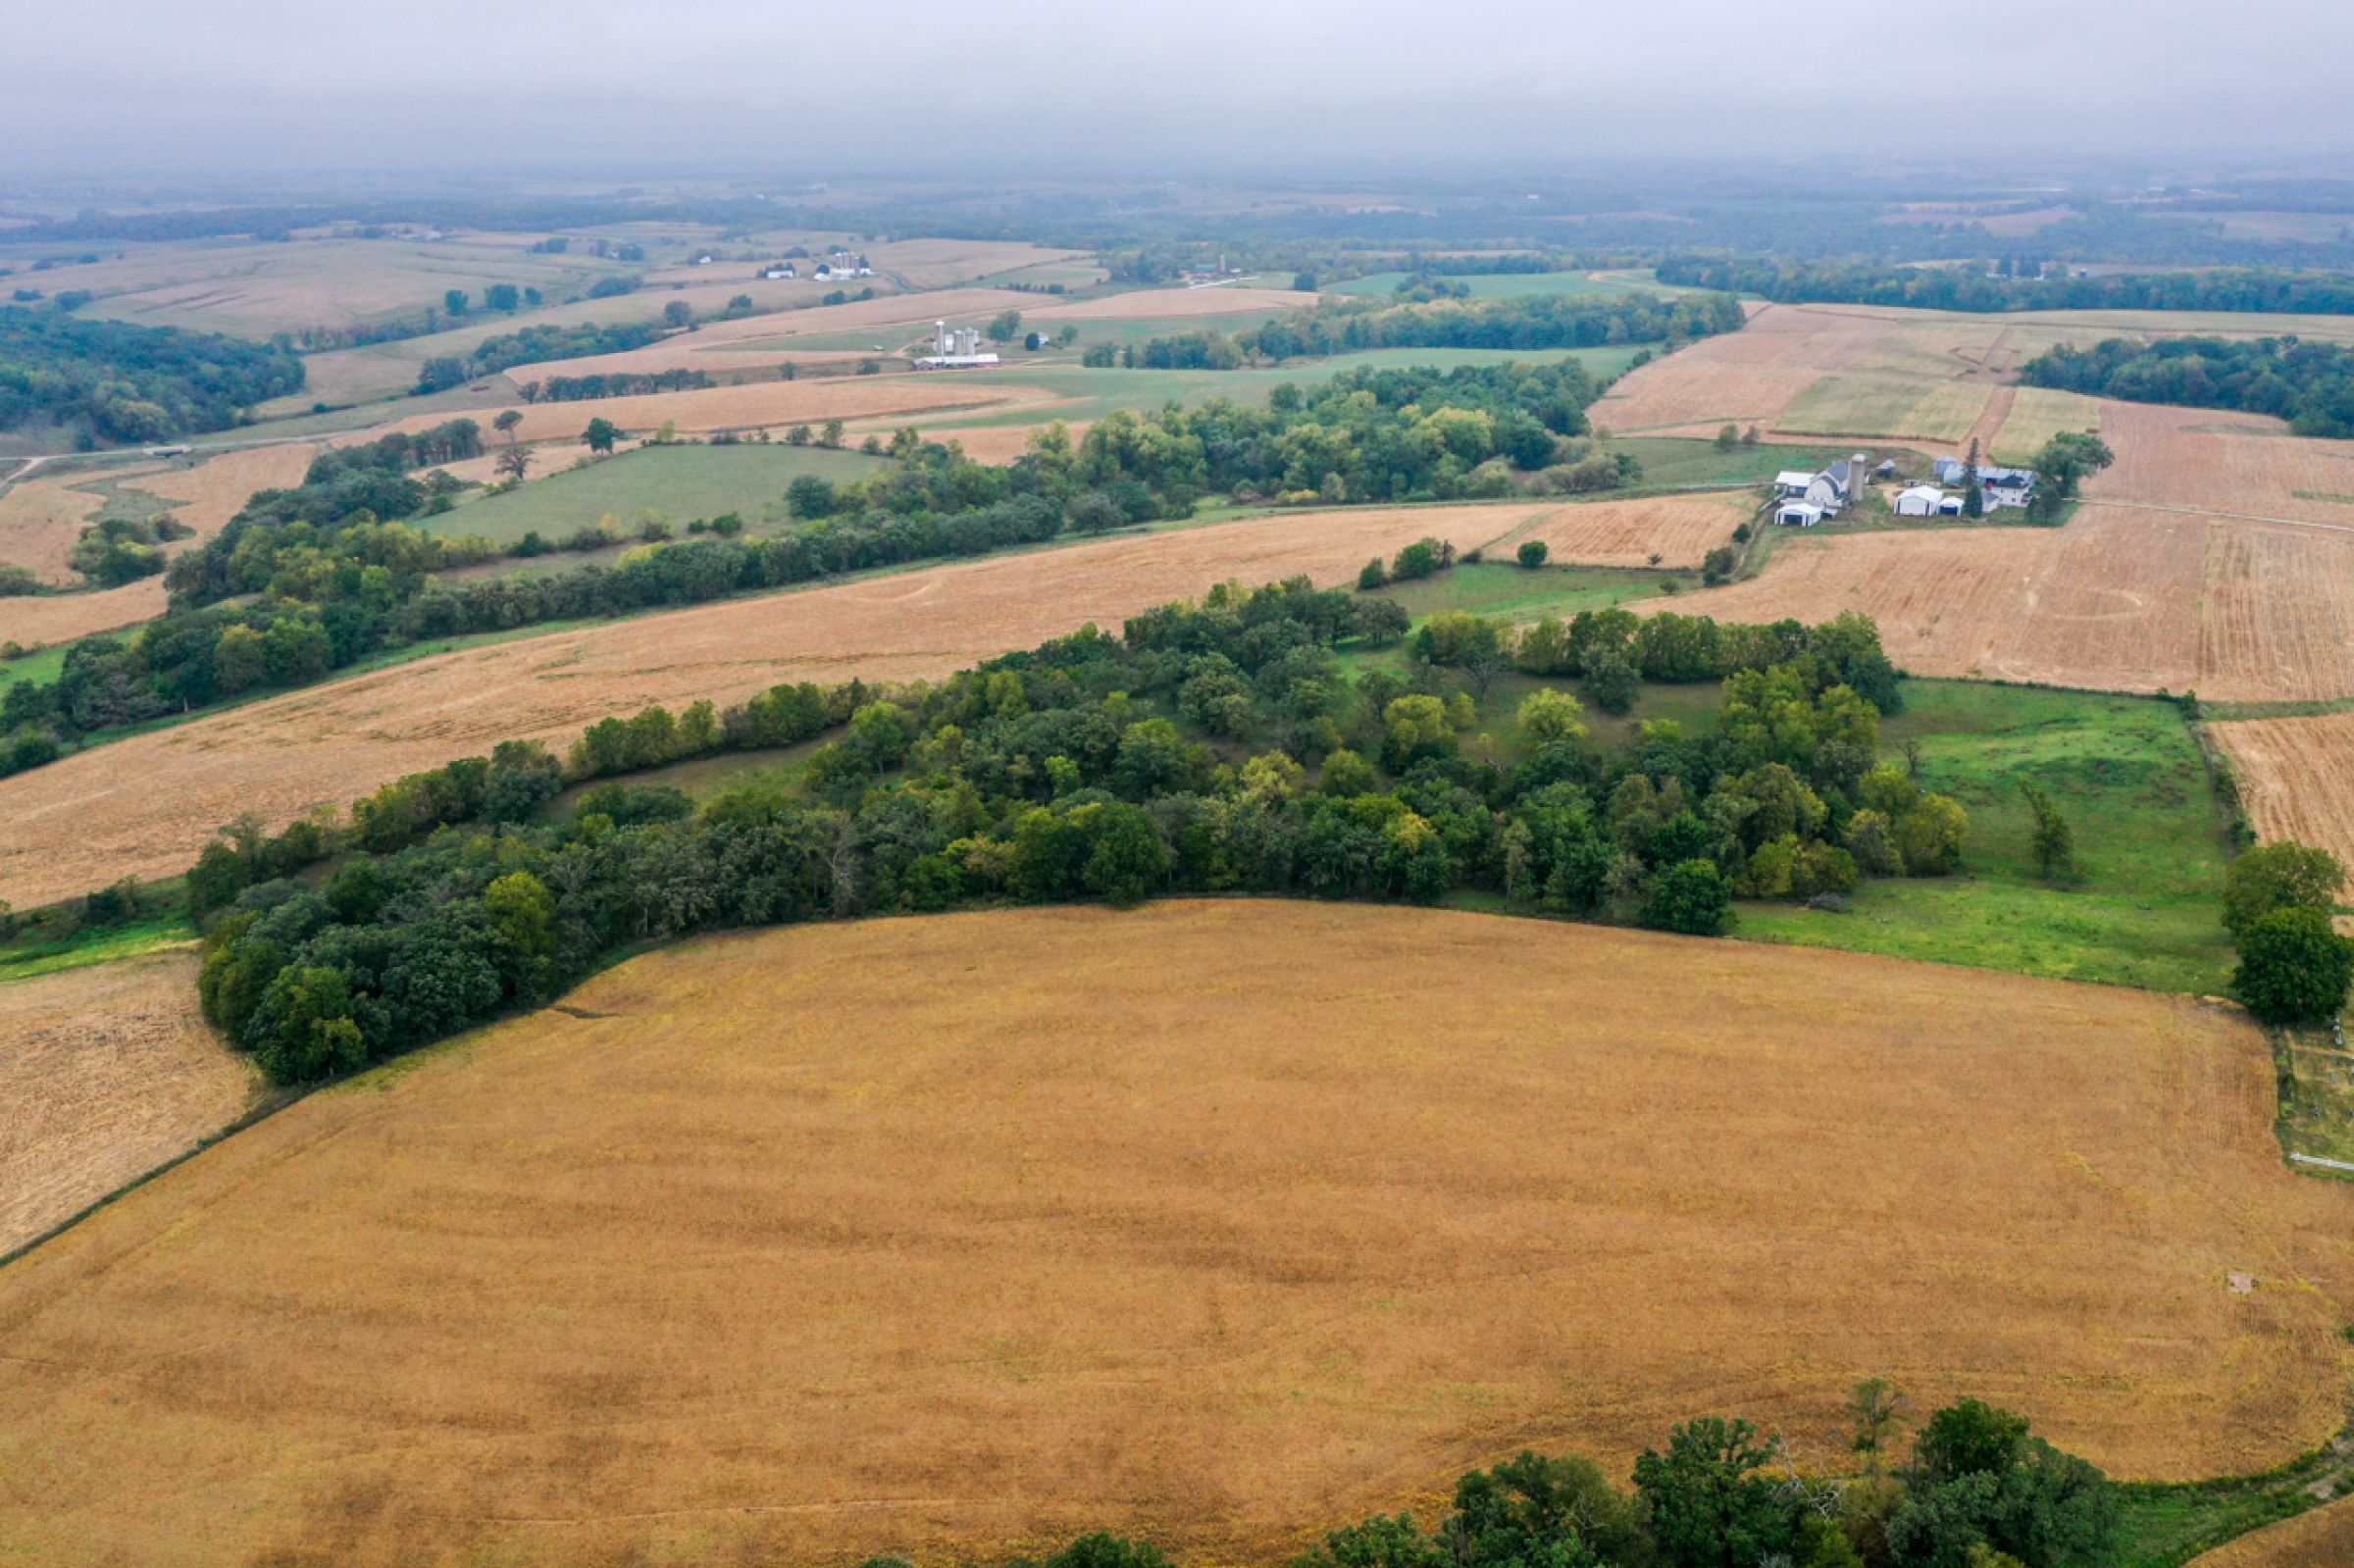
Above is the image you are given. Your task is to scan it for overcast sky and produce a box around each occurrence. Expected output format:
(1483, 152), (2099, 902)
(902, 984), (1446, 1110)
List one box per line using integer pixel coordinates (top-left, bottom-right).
(7, 0), (2351, 181)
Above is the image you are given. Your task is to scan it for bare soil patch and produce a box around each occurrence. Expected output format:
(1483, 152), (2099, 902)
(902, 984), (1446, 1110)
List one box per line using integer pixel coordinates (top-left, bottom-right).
(0, 901), (2345, 1567)
(0, 952), (256, 1255)
(0, 503), (1545, 906)
(0, 475), (106, 584)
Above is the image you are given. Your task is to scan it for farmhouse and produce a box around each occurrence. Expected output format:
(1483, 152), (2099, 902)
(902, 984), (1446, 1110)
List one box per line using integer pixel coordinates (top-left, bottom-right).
(1895, 484), (1947, 518)
(1980, 466), (2037, 509)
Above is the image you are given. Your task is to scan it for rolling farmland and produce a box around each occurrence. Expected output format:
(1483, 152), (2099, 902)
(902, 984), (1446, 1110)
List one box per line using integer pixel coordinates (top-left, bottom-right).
(2209, 713), (2354, 873)
(0, 952), (256, 1255)
(0, 902), (2344, 1566)
(0, 501), (1553, 906)
(1483, 491), (1752, 569)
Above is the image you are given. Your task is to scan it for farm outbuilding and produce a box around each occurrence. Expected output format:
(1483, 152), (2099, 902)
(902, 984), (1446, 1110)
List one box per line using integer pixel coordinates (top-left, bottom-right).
(1775, 501), (1826, 528)
(1774, 470), (1817, 497)
(1895, 485), (1947, 518)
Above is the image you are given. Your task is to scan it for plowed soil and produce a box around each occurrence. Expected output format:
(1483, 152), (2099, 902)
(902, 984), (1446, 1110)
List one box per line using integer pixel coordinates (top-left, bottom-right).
(0, 902), (2346, 1568)
(0, 503), (1549, 906)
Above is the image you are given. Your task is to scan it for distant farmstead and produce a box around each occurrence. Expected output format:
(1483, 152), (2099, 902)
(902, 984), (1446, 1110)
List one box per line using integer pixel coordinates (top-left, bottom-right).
(915, 321), (1000, 370)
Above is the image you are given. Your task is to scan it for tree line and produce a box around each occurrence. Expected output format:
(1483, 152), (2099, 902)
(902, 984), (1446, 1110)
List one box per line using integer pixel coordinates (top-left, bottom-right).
(1235, 289), (1746, 363)
(0, 306), (306, 443)
(182, 580), (1947, 1085)
(2019, 335), (2354, 437)
(4, 361), (1633, 781)
(408, 318), (668, 395)
(1657, 254), (2354, 317)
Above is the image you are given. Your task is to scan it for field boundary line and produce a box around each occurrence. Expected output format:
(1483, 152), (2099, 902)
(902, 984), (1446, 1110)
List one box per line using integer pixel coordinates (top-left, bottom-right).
(2091, 499), (2354, 538)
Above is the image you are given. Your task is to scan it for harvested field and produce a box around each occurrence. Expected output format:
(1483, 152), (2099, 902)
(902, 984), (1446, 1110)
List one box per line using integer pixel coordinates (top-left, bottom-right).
(1483, 492), (1752, 568)
(128, 442), (317, 543)
(0, 952), (255, 1255)
(1778, 372), (1993, 442)
(496, 288), (1051, 381)
(0, 901), (2347, 1568)
(1591, 305), (1902, 434)
(0, 578), (168, 644)
(2209, 714), (2354, 872)
(1671, 507), (2210, 692)
(1990, 385), (2102, 466)
(0, 474), (106, 584)
(2090, 400), (2354, 526)
(1027, 285), (1319, 320)
(378, 375), (1052, 444)
(913, 420), (1094, 465)
(861, 237), (1091, 289)
(0, 503), (1547, 906)
(1684, 503), (2354, 700)
(2191, 1499), (2354, 1567)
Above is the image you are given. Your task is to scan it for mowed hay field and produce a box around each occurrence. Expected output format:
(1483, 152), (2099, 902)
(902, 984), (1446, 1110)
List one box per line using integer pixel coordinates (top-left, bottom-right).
(0, 502), (1550, 905)
(1482, 491), (1753, 569)
(0, 953), (257, 1255)
(1, 902), (2348, 1568)
(2210, 714), (2354, 872)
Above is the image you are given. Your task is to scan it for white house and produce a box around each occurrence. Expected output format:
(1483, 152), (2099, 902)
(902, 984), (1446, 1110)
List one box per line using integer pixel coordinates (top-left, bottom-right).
(1895, 484), (1947, 518)
(1980, 466), (2036, 509)
(759, 262), (798, 280)
(1775, 500), (1826, 528)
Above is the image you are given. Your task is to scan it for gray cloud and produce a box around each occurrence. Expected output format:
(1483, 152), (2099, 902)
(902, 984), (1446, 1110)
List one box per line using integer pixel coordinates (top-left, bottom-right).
(5, 0), (2350, 179)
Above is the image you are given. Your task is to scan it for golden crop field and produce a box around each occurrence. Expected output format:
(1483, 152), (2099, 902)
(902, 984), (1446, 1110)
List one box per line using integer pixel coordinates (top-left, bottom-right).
(2190, 1498), (2354, 1567)
(2208, 714), (2354, 872)
(0, 952), (255, 1255)
(13, 235), (632, 339)
(375, 374), (1055, 444)
(1486, 491), (1752, 568)
(0, 472), (110, 584)
(0, 502), (1549, 906)
(1028, 284), (1318, 320)
(0, 901), (2346, 1568)
(491, 288), (1055, 382)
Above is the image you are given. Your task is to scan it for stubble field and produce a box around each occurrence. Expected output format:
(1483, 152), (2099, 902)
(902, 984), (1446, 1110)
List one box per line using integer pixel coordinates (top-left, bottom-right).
(2208, 713), (2354, 873)
(0, 901), (2345, 1568)
(1482, 490), (1753, 568)
(0, 502), (1552, 905)
(0, 952), (255, 1255)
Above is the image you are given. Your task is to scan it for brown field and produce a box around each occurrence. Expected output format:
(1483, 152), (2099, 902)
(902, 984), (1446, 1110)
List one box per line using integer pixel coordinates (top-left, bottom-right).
(1665, 502), (2354, 701)
(2209, 714), (2354, 872)
(0, 953), (256, 1256)
(129, 442), (318, 542)
(910, 420), (1095, 465)
(495, 288), (1055, 382)
(377, 375), (1055, 445)
(0, 503), (1547, 906)
(1027, 285), (1319, 320)
(1, 901), (2347, 1567)
(0, 578), (168, 644)
(0, 474), (107, 584)
(1484, 492), (1752, 568)
(1592, 301), (2354, 447)
(21, 236), (630, 339)
(2192, 1497), (2354, 1566)
(2090, 400), (2354, 526)
(0, 444), (317, 644)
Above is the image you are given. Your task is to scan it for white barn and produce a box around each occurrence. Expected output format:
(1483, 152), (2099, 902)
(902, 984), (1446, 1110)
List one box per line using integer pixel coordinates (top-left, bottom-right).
(1894, 484), (1947, 518)
(1775, 500), (1826, 528)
